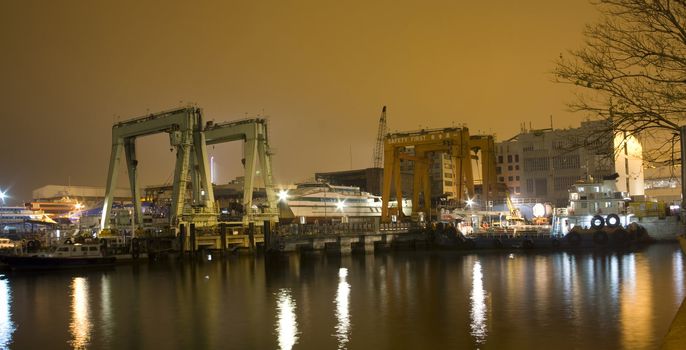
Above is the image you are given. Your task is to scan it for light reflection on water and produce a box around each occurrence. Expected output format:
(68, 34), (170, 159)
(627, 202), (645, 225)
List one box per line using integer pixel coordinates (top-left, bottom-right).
(334, 268), (351, 349)
(674, 251), (684, 301)
(0, 276), (15, 349)
(100, 275), (112, 344)
(470, 260), (487, 344)
(69, 277), (92, 350)
(0, 245), (682, 349)
(275, 288), (298, 350)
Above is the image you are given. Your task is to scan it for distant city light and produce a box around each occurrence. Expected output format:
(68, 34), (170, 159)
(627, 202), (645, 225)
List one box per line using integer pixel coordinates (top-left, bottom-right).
(278, 189), (289, 202)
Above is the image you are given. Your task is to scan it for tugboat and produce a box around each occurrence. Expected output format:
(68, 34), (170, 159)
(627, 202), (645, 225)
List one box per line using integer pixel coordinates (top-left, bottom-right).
(551, 174), (651, 248)
(0, 242), (116, 270)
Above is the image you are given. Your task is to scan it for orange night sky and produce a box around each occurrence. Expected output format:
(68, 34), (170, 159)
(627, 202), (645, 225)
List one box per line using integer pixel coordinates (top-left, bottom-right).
(0, 0), (598, 203)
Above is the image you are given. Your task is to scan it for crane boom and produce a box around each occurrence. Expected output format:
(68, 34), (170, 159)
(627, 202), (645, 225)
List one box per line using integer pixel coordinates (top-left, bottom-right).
(372, 106), (387, 168)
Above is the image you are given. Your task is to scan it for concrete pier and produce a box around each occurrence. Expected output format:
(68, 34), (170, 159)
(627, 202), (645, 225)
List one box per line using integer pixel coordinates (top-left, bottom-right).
(663, 296), (686, 349)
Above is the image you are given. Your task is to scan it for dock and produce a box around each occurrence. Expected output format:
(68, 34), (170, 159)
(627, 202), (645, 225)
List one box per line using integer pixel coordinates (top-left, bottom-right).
(662, 296), (686, 349)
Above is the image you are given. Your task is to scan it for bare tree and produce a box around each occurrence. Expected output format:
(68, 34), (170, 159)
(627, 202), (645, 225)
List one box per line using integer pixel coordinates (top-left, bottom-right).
(554, 0), (686, 167)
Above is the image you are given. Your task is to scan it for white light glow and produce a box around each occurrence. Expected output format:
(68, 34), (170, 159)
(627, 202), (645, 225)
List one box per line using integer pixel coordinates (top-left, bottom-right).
(278, 189), (289, 202)
(335, 268), (351, 349)
(276, 289), (299, 350)
(466, 198), (474, 208)
(336, 200), (346, 211)
(0, 190), (7, 204)
(470, 260), (487, 344)
(0, 276), (15, 349)
(69, 277), (92, 349)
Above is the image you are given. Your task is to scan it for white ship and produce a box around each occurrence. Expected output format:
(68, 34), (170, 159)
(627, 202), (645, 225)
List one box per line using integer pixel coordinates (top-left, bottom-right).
(278, 182), (411, 223)
(0, 206), (57, 231)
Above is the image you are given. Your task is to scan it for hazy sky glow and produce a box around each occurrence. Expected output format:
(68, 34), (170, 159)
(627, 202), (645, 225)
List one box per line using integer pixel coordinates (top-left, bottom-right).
(0, 0), (598, 203)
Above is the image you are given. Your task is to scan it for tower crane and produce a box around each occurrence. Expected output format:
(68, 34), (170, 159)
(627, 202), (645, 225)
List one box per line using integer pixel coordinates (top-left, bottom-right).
(372, 106), (388, 168)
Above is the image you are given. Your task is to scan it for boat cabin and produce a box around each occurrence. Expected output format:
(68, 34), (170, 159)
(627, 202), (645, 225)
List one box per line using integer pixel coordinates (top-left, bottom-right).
(50, 243), (102, 257)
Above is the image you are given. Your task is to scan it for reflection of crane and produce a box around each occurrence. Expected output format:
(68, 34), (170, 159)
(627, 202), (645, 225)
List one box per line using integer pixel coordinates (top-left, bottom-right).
(372, 106), (387, 168)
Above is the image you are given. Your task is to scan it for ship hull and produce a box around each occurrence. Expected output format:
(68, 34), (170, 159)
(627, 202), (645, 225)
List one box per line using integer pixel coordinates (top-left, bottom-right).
(0, 255), (116, 270)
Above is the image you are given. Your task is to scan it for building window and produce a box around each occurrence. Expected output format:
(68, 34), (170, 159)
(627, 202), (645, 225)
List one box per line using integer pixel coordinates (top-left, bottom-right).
(508, 165), (513, 171)
(496, 166), (502, 175)
(515, 154), (519, 162)
(515, 176), (520, 181)
(526, 179), (534, 193)
(524, 157), (550, 171)
(515, 165), (519, 170)
(515, 186), (520, 194)
(535, 178), (548, 196)
(554, 176), (578, 191)
(499, 177), (505, 182)
(498, 156), (503, 164)
(444, 180), (453, 186)
(508, 176), (514, 181)
(552, 154), (581, 170)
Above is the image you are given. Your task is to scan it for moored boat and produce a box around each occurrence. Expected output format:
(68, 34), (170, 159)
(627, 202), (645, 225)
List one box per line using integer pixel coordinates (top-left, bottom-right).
(0, 243), (116, 270)
(550, 176), (654, 247)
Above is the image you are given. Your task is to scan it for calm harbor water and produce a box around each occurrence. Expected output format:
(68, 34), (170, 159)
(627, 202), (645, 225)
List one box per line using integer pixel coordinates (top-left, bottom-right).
(1, 244), (685, 349)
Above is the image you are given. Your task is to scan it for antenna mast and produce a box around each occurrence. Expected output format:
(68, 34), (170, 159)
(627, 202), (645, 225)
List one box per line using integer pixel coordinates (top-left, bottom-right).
(372, 106), (388, 168)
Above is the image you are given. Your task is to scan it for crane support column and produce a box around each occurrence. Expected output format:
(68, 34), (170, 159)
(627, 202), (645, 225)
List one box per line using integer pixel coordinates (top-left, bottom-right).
(257, 123), (277, 217)
(171, 131), (192, 225)
(124, 138), (143, 228)
(192, 127), (215, 209)
(101, 136), (124, 232)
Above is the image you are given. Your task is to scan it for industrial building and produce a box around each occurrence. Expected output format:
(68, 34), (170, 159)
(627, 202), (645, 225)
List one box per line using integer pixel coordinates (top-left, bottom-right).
(495, 120), (645, 207)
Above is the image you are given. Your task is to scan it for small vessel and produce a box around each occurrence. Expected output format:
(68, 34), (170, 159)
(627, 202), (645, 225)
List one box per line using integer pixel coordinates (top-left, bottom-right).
(0, 243), (116, 270)
(550, 175), (657, 247)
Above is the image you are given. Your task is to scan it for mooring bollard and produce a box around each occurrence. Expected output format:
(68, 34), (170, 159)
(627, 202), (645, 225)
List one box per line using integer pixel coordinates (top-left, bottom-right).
(220, 223), (227, 257)
(179, 224), (186, 258)
(190, 223), (196, 257)
(248, 222), (255, 252)
(263, 220), (272, 252)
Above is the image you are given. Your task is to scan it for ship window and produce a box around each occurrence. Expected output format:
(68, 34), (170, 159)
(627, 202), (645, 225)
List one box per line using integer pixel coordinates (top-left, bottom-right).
(89, 246), (98, 251)
(605, 202), (612, 208)
(58, 247), (69, 252)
